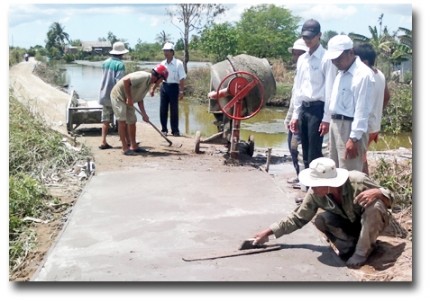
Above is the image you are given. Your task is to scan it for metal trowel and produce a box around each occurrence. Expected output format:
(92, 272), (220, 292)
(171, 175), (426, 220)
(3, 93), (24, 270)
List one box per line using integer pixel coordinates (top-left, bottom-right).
(238, 238), (268, 250)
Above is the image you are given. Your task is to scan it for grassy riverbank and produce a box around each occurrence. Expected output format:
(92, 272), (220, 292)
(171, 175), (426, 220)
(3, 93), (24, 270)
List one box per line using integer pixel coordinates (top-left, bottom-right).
(9, 95), (91, 278)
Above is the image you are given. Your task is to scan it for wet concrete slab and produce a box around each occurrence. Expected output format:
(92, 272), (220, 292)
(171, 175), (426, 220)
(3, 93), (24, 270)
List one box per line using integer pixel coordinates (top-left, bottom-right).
(33, 167), (355, 281)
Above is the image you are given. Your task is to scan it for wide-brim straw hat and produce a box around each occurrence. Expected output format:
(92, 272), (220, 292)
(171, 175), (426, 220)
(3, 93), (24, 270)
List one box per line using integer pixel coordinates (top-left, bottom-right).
(299, 157), (349, 187)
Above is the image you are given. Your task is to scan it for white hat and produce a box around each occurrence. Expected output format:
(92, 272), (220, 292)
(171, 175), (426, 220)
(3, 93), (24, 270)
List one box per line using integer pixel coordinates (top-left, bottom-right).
(326, 35), (353, 60)
(288, 38), (308, 53)
(299, 157), (349, 187)
(109, 42), (129, 55)
(162, 42), (175, 51)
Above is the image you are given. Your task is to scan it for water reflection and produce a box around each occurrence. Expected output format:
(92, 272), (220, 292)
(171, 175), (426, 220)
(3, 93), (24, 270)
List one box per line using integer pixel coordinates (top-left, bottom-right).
(63, 62), (411, 151)
(368, 133), (412, 151)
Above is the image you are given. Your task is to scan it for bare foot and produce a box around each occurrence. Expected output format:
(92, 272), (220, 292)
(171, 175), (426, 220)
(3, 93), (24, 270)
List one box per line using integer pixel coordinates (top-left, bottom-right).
(346, 253), (367, 269)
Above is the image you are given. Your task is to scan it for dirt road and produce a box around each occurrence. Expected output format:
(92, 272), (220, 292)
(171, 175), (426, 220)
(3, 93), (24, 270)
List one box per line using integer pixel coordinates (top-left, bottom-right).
(9, 59), (412, 281)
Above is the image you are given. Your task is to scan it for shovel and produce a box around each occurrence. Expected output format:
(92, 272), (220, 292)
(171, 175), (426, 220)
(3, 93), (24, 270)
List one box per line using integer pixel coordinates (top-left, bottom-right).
(134, 106), (181, 148)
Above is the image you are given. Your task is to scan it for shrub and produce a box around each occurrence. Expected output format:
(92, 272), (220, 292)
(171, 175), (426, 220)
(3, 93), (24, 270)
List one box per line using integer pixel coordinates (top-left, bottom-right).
(381, 82), (413, 134)
(184, 67), (211, 101)
(372, 157), (412, 208)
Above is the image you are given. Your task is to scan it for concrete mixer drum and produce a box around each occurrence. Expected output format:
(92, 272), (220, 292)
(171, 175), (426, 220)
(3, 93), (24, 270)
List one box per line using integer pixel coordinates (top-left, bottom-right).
(195, 54), (276, 158)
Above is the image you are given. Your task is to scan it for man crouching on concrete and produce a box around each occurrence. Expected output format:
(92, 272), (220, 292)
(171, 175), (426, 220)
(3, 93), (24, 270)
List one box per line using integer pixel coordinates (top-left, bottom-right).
(252, 157), (392, 268)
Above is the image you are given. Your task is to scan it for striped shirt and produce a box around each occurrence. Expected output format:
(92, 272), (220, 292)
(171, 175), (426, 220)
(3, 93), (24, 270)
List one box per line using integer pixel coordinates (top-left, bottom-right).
(99, 57), (125, 106)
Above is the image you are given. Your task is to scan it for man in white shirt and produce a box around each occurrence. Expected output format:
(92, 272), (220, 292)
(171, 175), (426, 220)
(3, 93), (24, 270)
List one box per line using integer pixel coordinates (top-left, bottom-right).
(353, 43), (391, 175)
(289, 19), (337, 169)
(284, 38), (308, 186)
(326, 35), (375, 171)
(153, 42), (187, 137)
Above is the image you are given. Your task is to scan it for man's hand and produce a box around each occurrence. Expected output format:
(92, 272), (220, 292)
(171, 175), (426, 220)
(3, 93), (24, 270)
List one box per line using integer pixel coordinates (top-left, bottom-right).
(141, 112), (149, 123)
(289, 119), (299, 134)
(354, 188), (383, 208)
(207, 91), (217, 99)
(253, 228), (273, 245)
(344, 138), (359, 160)
(369, 132), (379, 144)
(319, 121), (329, 136)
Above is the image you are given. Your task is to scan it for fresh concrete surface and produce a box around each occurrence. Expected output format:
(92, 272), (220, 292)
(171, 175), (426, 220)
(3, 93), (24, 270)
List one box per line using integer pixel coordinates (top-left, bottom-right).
(33, 166), (355, 281)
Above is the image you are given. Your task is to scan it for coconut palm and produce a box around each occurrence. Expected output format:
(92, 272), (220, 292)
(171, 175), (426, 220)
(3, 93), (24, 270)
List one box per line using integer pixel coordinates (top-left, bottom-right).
(45, 22), (70, 58)
(156, 30), (172, 45)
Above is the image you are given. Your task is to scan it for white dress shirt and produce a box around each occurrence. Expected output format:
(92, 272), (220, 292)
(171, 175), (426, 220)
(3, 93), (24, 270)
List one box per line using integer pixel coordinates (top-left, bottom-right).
(291, 44), (338, 122)
(161, 57), (187, 84)
(329, 56), (375, 140)
(368, 68), (386, 133)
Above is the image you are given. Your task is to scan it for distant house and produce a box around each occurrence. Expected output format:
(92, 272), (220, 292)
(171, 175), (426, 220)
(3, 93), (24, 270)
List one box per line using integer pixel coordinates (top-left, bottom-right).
(64, 45), (79, 54)
(81, 41), (112, 55)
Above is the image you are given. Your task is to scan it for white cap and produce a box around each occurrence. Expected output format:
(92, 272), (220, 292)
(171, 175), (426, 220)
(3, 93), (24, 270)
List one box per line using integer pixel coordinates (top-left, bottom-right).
(109, 42), (129, 55)
(326, 35), (353, 60)
(288, 38), (308, 53)
(162, 42), (174, 51)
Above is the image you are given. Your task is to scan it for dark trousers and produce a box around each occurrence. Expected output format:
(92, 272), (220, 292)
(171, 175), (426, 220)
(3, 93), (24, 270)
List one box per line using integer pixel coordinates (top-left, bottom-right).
(299, 101), (324, 168)
(160, 83), (179, 134)
(287, 129), (301, 176)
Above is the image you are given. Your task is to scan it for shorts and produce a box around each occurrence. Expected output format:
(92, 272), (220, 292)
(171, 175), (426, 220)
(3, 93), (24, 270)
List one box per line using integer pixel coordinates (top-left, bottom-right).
(101, 105), (114, 122)
(111, 98), (137, 124)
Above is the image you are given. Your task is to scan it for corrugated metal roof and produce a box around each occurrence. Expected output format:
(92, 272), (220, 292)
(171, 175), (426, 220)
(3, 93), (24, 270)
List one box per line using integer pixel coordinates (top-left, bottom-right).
(81, 41), (112, 52)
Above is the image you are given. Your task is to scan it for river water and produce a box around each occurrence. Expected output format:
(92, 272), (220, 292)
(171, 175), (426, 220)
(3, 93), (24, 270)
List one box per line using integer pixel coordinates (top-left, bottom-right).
(64, 62), (411, 151)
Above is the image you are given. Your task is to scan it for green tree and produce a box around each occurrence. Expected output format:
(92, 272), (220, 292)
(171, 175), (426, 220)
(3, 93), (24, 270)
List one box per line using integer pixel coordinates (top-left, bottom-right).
(69, 39), (82, 47)
(349, 14), (393, 62)
(349, 14), (412, 78)
(131, 40), (161, 61)
(397, 27), (412, 50)
(236, 4), (299, 60)
(167, 3), (226, 72)
(391, 27), (412, 63)
(45, 22), (70, 59)
(107, 31), (119, 45)
(200, 22), (238, 62)
(156, 30), (172, 45)
(321, 30), (338, 48)
(175, 38), (185, 51)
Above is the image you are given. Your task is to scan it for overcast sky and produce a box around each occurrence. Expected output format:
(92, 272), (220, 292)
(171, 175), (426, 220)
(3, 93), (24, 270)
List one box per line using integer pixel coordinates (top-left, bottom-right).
(8, 1), (412, 49)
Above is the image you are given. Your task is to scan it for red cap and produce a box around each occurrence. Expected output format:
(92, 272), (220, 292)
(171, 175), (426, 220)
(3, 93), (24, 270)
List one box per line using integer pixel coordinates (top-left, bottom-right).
(153, 64), (169, 80)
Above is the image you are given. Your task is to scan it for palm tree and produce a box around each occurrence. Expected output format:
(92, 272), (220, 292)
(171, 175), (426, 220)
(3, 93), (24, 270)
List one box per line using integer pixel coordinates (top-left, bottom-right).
(45, 22), (70, 58)
(389, 27), (412, 81)
(396, 27), (412, 55)
(349, 25), (392, 60)
(155, 30), (172, 45)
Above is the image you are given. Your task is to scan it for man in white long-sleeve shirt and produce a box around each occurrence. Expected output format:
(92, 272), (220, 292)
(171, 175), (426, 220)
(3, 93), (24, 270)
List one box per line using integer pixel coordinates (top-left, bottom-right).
(289, 19), (337, 169)
(353, 43), (390, 175)
(326, 35), (375, 171)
